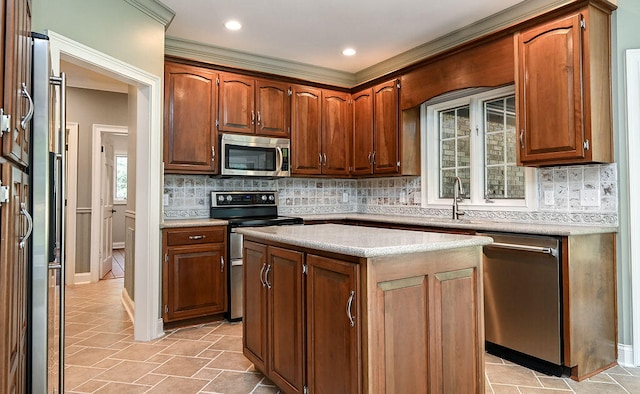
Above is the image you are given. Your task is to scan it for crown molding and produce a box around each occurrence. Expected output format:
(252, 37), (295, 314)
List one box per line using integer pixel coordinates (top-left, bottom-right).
(163, 0), (594, 88)
(124, 0), (176, 29)
(164, 36), (357, 87)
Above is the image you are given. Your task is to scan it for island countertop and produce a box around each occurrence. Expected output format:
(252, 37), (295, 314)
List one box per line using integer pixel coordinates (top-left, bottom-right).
(236, 223), (493, 258)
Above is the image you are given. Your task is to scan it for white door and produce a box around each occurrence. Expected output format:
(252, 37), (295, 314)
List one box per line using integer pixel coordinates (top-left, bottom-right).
(100, 142), (114, 278)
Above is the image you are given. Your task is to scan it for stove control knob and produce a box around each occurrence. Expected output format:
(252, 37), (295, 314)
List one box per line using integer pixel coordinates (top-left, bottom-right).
(268, 195), (275, 201)
(217, 195), (225, 202)
(261, 195), (268, 202)
(226, 195), (233, 202)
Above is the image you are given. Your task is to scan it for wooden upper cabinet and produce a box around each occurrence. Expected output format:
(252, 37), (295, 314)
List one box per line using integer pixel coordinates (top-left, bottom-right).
(164, 62), (218, 174)
(517, 5), (612, 166)
(218, 73), (254, 134)
(322, 90), (351, 176)
(255, 79), (290, 136)
(373, 79), (400, 174)
(351, 89), (374, 176)
(2, 0), (32, 168)
(219, 73), (291, 137)
(291, 85), (322, 175)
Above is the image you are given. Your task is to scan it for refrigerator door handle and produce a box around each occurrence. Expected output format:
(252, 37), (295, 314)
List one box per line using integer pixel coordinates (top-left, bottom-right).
(19, 202), (33, 249)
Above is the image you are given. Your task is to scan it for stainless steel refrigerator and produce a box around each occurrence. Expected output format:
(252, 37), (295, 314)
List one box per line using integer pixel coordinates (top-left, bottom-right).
(30, 32), (66, 394)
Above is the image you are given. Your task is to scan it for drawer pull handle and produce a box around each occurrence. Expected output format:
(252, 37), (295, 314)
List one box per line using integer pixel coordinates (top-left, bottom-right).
(346, 290), (355, 327)
(188, 235), (206, 240)
(265, 264), (272, 289)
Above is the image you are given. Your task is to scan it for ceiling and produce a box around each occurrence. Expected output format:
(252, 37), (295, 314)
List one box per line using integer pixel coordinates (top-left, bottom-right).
(161, 0), (526, 74)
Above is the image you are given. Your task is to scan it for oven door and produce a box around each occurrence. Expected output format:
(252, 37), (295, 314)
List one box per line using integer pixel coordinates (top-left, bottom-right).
(220, 134), (290, 177)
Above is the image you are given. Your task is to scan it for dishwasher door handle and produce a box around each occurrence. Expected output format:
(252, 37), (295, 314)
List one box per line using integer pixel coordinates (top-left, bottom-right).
(486, 242), (558, 257)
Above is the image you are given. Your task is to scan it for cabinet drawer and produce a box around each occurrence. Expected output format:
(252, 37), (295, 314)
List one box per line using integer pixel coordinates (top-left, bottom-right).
(166, 226), (225, 246)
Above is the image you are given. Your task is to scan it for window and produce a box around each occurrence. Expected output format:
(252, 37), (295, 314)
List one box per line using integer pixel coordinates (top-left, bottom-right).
(422, 86), (535, 209)
(115, 155), (127, 201)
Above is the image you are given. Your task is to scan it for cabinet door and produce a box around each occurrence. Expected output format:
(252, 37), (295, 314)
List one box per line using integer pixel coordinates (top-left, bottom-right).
(164, 63), (218, 173)
(0, 163), (29, 393)
(291, 85), (322, 175)
(2, 0), (31, 167)
(256, 79), (290, 137)
(322, 91), (351, 176)
(373, 80), (399, 174)
(517, 14), (584, 164)
(351, 88), (374, 175)
(243, 241), (268, 372)
(306, 254), (360, 394)
(219, 73), (255, 134)
(267, 246), (305, 394)
(164, 243), (226, 321)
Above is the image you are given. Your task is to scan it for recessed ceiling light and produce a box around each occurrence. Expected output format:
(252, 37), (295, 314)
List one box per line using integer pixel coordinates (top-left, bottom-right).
(224, 20), (242, 31)
(342, 48), (357, 56)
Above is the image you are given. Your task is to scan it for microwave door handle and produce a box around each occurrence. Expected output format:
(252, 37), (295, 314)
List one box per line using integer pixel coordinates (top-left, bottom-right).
(276, 146), (284, 172)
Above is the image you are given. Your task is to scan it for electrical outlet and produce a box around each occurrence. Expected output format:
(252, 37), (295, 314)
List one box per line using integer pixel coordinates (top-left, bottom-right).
(544, 190), (554, 206)
(580, 189), (600, 207)
(342, 192), (349, 203)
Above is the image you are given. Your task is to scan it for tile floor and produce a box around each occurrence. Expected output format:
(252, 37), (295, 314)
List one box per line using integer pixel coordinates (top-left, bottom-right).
(100, 249), (125, 280)
(65, 278), (640, 393)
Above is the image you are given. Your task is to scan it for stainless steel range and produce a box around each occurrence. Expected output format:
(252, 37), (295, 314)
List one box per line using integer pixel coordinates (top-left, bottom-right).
(210, 191), (303, 321)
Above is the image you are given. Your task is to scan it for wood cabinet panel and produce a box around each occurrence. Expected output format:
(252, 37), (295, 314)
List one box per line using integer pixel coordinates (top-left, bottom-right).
(164, 62), (218, 173)
(2, 0), (31, 168)
(306, 254), (360, 394)
(322, 91), (351, 176)
(218, 73), (254, 134)
(516, 5), (612, 166)
(0, 162), (29, 393)
(166, 226), (225, 246)
(243, 241), (268, 372)
(373, 80), (399, 174)
(291, 85), (322, 175)
(162, 227), (227, 323)
(351, 89), (374, 175)
(256, 79), (290, 136)
(267, 247), (305, 393)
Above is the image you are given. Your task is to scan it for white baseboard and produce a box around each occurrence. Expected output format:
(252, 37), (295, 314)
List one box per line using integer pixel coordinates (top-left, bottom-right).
(112, 242), (125, 249)
(618, 343), (635, 368)
(73, 272), (93, 285)
(121, 287), (135, 324)
(156, 318), (165, 339)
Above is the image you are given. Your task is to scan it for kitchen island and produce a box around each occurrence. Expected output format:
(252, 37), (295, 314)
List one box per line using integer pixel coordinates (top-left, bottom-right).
(237, 224), (492, 394)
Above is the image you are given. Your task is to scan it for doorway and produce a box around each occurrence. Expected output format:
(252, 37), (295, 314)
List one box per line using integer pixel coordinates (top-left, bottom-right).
(49, 31), (163, 341)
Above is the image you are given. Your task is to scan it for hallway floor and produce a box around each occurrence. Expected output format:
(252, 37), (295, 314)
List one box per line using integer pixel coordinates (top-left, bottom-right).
(65, 278), (640, 393)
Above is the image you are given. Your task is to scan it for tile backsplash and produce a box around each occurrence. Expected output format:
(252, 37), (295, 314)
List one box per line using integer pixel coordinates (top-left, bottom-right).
(164, 163), (618, 226)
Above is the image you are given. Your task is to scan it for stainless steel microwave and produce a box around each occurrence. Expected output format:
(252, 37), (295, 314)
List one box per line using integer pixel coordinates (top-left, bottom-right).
(220, 133), (291, 177)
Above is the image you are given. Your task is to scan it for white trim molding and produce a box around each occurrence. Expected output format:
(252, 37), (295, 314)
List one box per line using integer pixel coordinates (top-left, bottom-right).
(48, 31), (164, 341)
(626, 48), (640, 367)
(124, 0), (175, 28)
(121, 287), (135, 324)
(65, 122), (79, 286)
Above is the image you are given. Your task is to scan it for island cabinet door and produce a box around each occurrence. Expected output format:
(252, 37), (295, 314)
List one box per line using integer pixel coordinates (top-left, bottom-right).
(243, 241), (268, 372)
(267, 246), (305, 394)
(429, 268), (482, 394)
(305, 254), (360, 394)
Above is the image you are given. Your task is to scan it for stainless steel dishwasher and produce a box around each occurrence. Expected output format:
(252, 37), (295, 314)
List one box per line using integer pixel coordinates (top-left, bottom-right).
(479, 232), (562, 368)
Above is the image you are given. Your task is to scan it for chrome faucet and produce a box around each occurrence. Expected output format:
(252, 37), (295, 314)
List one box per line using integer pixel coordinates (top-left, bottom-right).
(452, 176), (465, 220)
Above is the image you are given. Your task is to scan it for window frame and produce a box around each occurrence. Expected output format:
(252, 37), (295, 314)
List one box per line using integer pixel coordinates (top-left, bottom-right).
(421, 85), (537, 211)
(114, 153), (128, 204)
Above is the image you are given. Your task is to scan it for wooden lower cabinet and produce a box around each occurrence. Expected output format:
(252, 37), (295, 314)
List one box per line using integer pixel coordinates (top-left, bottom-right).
(243, 242), (305, 394)
(162, 226), (227, 324)
(243, 238), (484, 393)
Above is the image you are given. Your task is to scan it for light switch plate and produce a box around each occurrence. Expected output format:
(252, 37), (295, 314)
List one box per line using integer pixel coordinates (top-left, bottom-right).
(544, 190), (554, 206)
(580, 189), (600, 207)
(163, 193), (170, 206)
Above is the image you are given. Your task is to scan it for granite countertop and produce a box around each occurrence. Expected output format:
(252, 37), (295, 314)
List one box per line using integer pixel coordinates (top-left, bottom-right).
(298, 213), (618, 236)
(161, 218), (228, 228)
(236, 223), (493, 258)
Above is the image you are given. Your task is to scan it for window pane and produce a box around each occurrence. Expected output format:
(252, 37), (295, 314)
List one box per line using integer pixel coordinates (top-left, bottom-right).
(441, 139), (456, 168)
(457, 137), (470, 167)
(457, 168), (470, 199)
(457, 107), (471, 136)
(115, 155), (127, 200)
(440, 169), (456, 199)
(441, 111), (456, 139)
(483, 94), (523, 200)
